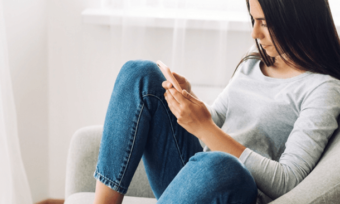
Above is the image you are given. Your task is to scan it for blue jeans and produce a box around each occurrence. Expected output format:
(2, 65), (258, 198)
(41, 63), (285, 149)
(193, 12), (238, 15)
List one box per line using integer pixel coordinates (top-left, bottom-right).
(94, 60), (258, 204)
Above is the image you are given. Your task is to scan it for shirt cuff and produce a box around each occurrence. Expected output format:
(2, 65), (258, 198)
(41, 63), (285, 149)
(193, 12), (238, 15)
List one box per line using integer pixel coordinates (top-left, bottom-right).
(238, 147), (253, 164)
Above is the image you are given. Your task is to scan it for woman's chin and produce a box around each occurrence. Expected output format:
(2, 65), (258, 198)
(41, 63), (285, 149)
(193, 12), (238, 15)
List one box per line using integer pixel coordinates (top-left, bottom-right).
(265, 50), (279, 58)
(262, 46), (279, 57)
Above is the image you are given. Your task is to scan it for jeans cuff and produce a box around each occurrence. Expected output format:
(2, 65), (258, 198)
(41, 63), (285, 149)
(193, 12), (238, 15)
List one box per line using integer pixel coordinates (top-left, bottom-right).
(93, 170), (128, 194)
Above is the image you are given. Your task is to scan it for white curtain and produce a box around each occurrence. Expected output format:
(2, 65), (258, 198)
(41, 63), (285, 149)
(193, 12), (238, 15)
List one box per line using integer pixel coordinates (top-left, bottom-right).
(100, 0), (251, 88)
(99, 0), (340, 88)
(0, 0), (33, 203)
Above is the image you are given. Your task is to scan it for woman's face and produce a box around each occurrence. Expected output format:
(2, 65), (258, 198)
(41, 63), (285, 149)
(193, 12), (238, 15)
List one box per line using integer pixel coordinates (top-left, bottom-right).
(249, 0), (279, 57)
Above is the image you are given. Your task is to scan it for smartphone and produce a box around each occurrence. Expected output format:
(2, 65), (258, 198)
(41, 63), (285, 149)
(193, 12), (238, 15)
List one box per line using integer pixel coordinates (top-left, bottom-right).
(156, 60), (183, 92)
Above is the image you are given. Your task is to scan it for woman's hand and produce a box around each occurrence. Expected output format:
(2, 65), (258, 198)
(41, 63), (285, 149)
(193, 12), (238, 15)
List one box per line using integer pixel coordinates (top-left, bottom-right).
(162, 72), (192, 94)
(163, 87), (213, 138)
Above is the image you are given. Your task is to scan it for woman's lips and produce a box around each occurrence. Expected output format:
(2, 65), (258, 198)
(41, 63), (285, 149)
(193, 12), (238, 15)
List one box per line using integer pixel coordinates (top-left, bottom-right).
(261, 44), (271, 49)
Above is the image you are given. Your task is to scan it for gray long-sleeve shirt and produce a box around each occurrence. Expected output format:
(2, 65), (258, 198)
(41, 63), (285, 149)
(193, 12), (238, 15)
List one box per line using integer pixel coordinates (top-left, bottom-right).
(203, 58), (340, 203)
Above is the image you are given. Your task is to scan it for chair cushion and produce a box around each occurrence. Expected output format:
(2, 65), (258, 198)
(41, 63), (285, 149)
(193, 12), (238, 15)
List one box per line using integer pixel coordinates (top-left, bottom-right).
(64, 192), (157, 204)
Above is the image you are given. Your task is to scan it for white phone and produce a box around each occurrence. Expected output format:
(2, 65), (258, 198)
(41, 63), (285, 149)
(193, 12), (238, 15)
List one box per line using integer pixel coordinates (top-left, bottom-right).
(156, 60), (183, 92)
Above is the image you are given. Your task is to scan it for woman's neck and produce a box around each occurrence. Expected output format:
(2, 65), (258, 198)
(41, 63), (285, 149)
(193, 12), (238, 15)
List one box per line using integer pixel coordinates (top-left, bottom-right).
(260, 56), (306, 79)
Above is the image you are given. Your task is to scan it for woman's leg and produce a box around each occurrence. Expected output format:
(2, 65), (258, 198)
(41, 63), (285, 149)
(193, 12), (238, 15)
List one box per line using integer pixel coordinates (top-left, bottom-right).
(157, 151), (258, 204)
(93, 60), (203, 203)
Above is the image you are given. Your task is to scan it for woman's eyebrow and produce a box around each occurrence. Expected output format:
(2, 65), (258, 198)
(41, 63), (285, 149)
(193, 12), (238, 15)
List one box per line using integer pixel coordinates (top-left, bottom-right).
(250, 14), (266, 20)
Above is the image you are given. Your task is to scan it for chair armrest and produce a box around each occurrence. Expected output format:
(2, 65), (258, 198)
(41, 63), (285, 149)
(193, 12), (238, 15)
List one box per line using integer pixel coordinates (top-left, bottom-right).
(65, 125), (103, 198)
(65, 125), (155, 200)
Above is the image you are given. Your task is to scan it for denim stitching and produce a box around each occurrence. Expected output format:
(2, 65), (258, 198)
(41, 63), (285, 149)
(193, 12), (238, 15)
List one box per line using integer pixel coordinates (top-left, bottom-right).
(142, 93), (186, 166)
(94, 170), (128, 191)
(118, 103), (145, 187)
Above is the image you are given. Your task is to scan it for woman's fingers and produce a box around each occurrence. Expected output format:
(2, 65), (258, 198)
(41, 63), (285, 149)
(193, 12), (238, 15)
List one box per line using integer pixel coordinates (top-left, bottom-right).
(164, 90), (180, 116)
(168, 88), (187, 104)
(172, 72), (185, 81)
(162, 81), (173, 89)
(182, 90), (201, 104)
(172, 72), (191, 93)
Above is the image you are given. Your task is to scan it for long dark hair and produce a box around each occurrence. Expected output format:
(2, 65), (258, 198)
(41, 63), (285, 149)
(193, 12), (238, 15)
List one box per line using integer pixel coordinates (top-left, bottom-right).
(233, 0), (340, 79)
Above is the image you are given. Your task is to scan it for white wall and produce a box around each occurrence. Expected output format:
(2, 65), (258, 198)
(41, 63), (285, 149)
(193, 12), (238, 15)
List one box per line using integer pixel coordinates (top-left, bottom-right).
(47, 0), (254, 199)
(3, 0), (253, 200)
(3, 0), (48, 202)
(2, 0), (254, 200)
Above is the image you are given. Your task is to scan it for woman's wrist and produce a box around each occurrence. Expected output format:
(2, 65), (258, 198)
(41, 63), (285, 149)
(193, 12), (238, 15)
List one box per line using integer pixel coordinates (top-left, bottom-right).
(195, 119), (217, 140)
(197, 121), (246, 158)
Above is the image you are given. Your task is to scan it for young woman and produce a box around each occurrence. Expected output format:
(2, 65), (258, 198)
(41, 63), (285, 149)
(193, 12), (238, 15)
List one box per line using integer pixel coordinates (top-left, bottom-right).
(93, 0), (340, 203)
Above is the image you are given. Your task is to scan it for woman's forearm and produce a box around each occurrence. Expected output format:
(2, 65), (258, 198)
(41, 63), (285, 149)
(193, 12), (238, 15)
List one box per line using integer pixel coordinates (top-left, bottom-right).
(197, 121), (246, 158)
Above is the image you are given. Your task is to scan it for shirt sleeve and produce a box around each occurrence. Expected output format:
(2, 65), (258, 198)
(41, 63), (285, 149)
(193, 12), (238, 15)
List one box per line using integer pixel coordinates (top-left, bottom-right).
(238, 81), (340, 199)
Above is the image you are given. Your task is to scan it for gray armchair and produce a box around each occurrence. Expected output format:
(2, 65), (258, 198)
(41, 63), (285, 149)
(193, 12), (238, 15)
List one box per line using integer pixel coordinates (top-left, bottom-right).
(64, 121), (340, 204)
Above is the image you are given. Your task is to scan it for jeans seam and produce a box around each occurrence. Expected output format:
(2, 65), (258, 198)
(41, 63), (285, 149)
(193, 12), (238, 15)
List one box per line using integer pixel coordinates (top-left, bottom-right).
(118, 103), (145, 187)
(142, 93), (185, 166)
(94, 170), (128, 192)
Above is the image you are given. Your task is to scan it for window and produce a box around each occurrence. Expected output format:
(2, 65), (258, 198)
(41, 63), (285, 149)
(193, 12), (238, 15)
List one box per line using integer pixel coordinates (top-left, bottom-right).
(101, 0), (340, 20)
(101, 0), (248, 13)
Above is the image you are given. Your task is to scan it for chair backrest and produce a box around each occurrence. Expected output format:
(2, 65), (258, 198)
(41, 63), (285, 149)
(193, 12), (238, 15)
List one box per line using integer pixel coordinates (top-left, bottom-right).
(271, 116), (340, 203)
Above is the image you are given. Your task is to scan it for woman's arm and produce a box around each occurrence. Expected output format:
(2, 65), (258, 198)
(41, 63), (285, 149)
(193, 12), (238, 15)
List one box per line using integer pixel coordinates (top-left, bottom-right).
(238, 81), (340, 199)
(165, 79), (340, 199)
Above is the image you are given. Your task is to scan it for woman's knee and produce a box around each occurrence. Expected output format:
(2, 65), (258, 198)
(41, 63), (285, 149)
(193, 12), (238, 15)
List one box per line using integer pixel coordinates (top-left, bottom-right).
(118, 60), (164, 83)
(114, 60), (166, 94)
(189, 151), (257, 199)
(190, 151), (242, 172)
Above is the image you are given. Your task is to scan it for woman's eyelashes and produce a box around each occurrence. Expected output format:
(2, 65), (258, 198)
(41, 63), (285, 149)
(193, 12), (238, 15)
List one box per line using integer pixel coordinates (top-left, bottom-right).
(254, 19), (267, 27)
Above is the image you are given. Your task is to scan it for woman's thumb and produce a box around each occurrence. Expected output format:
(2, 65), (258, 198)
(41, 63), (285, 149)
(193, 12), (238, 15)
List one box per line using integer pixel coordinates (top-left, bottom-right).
(173, 72), (184, 81)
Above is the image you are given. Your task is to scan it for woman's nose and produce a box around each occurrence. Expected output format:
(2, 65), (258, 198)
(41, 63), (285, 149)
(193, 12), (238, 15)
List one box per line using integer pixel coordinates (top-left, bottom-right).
(251, 23), (263, 40)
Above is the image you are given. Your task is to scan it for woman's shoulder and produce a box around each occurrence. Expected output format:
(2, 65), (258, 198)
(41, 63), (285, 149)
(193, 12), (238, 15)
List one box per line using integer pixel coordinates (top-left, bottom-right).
(305, 72), (340, 91)
(235, 56), (260, 77)
(301, 73), (340, 106)
(233, 45), (261, 75)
